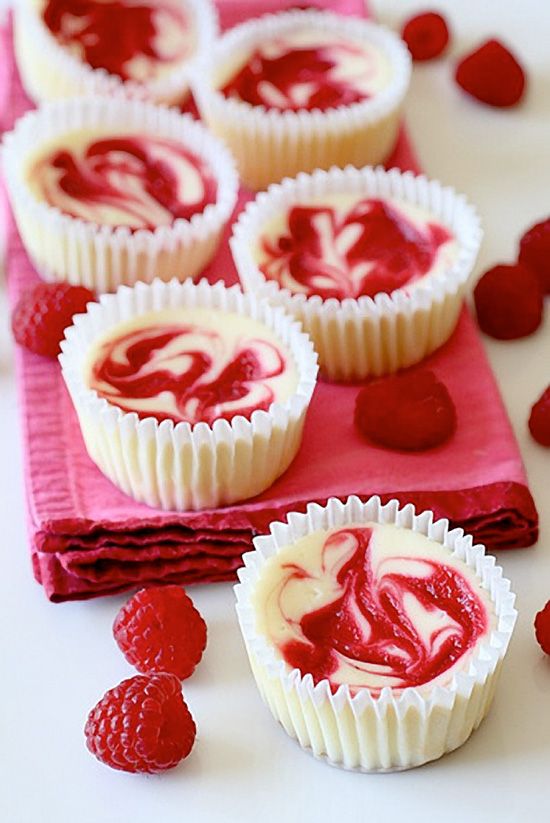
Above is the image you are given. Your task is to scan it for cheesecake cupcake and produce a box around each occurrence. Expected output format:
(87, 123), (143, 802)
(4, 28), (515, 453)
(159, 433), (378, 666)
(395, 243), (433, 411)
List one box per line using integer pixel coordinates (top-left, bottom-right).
(2, 96), (238, 292)
(235, 495), (516, 772)
(59, 278), (318, 511)
(231, 165), (482, 380)
(13, 0), (218, 106)
(192, 9), (411, 190)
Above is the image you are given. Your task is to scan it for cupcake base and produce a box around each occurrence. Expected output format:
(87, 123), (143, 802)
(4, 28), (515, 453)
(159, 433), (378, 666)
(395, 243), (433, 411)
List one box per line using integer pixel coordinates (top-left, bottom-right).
(202, 103), (403, 193)
(247, 650), (501, 772)
(193, 10), (411, 191)
(59, 278), (318, 511)
(3, 96), (238, 292)
(235, 495), (516, 772)
(231, 165), (482, 381)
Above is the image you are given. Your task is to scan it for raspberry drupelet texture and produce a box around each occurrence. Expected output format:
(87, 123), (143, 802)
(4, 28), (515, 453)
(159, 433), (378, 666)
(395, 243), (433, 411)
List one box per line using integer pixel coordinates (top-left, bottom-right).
(519, 218), (550, 294)
(84, 673), (196, 773)
(473, 263), (543, 340)
(113, 585), (207, 679)
(529, 386), (550, 447)
(354, 368), (457, 451)
(11, 282), (95, 357)
(534, 601), (550, 655)
(401, 12), (450, 62)
(455, 39), (526, 108)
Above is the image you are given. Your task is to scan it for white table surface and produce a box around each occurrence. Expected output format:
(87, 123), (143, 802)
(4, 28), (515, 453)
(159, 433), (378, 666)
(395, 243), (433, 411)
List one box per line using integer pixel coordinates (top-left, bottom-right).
(1, 2), (549, 821)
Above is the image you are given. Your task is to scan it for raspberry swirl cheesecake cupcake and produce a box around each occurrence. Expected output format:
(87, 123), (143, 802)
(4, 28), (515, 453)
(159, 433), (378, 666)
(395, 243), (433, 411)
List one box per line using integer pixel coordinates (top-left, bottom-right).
(59, 278), (318, 511)
(232, 165), (482, 380)
(235, 495), (516, 772)
(14, 0), (217, 105)
(192, 10), (411, 190)
(2, 96), (238, 292)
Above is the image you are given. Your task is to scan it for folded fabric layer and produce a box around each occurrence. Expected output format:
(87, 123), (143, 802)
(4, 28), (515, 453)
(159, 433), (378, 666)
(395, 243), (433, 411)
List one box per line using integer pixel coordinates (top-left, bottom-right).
(0, 6), (538, 602)
(216, 0), (366, 29)
(32, 550), (243, 602)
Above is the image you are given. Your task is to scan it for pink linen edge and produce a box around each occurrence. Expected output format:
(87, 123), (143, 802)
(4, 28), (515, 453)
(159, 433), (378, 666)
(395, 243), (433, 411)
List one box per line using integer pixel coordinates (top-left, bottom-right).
(0, 3), (538, 601)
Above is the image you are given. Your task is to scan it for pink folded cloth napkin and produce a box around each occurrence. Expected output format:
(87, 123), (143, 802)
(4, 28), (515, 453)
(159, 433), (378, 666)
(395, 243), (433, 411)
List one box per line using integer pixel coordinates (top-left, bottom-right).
(0, 2), (538, 601)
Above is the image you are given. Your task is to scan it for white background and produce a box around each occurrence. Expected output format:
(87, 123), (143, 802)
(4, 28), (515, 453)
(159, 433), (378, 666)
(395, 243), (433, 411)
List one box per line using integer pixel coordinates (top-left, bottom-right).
(1, 1), (549, 821)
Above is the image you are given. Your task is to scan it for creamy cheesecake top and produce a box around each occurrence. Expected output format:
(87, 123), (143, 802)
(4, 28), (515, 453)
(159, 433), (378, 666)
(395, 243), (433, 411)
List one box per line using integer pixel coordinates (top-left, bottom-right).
(252, 522), (495, 695)
(25, 129), (218, 230)
(84, 307), (299, 425)
(219, 27), (393, 112)
(250, 193), (459, 300)
(40, 0), (195, 83)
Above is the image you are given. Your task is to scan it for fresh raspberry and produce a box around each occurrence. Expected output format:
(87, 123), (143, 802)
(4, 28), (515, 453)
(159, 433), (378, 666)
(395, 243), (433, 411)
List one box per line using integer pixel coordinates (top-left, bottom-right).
(401, 12), (450, 62)
(534, 601), (550, 655)
(519, 218), (550, 294)
(85, 673), (196, 773)
(529, 386), (550, 447)
(354, 368), (456, 451)
(113, 585), (207, 680)
(11, 282), (95, 358)
(473, 263), (543, 340)
(455, 39), (526, 107)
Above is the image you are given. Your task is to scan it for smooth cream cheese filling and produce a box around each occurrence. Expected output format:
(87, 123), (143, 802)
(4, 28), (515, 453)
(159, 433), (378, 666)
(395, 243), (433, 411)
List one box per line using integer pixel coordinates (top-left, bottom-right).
(35, 0), (196, 82)
(24, 128), (214, 229)
(251, 193), (460, 298)
(214, 27), (393, 99)
(252, 523), (496, 693)
(83, 307), (299, 424)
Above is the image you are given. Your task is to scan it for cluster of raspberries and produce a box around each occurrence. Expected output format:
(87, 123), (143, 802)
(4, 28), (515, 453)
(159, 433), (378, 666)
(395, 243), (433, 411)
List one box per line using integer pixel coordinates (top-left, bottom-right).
(84, 586), (207, 774)
(401, 12), (525, 108)
(404, 10), (550, 666)
(473, 218), (550, 448)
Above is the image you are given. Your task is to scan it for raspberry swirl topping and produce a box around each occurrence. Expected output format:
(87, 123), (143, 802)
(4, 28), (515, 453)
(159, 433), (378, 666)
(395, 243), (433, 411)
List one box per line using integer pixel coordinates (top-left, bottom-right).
(41, 0), (194, 82)
(252, 524), (494, 694)
(254, 196), (457, 300)
(27, 133), (217, 230)
(85, 308), (298, 425)
(220, 29), (392, 112)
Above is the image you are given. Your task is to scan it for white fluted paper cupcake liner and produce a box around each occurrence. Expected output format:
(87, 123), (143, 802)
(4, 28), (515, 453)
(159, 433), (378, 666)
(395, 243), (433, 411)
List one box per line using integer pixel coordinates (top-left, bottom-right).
(231, 165), (482, 380)
(2, 95), (238, 292)
(13, 0), (218, 106)
(59, 278), (318, 511)
(191, 10), (411, 190)
(235, 495), (516, 772)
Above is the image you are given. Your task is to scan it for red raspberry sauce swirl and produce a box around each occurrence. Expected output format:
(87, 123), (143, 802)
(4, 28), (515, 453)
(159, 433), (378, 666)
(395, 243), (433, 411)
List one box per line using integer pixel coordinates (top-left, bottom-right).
(221, 38), (376, 112)
(42, 0), (191, 81)
(89, 322), (289, 425)
(278, 527), (489, 693)
(33, 136), (217, 230)
(259, 200), (453, 300)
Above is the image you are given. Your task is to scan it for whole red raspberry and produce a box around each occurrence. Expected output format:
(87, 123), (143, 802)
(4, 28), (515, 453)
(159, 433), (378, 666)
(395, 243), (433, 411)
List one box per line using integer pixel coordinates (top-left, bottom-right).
(519, 218), (550, 294)
(455, 39), (526, 108)
(113, 585), (207, 680)
(529, 386), (550, 447)
(474, 263), (544, 340)
(534, 601), (550, 655)
(402, 12), (450, 62)
(11, 282), (95, 358)
(85, 673), (196, 773)
(354, 368), (456, 451)
(473, 263), (543, 340)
